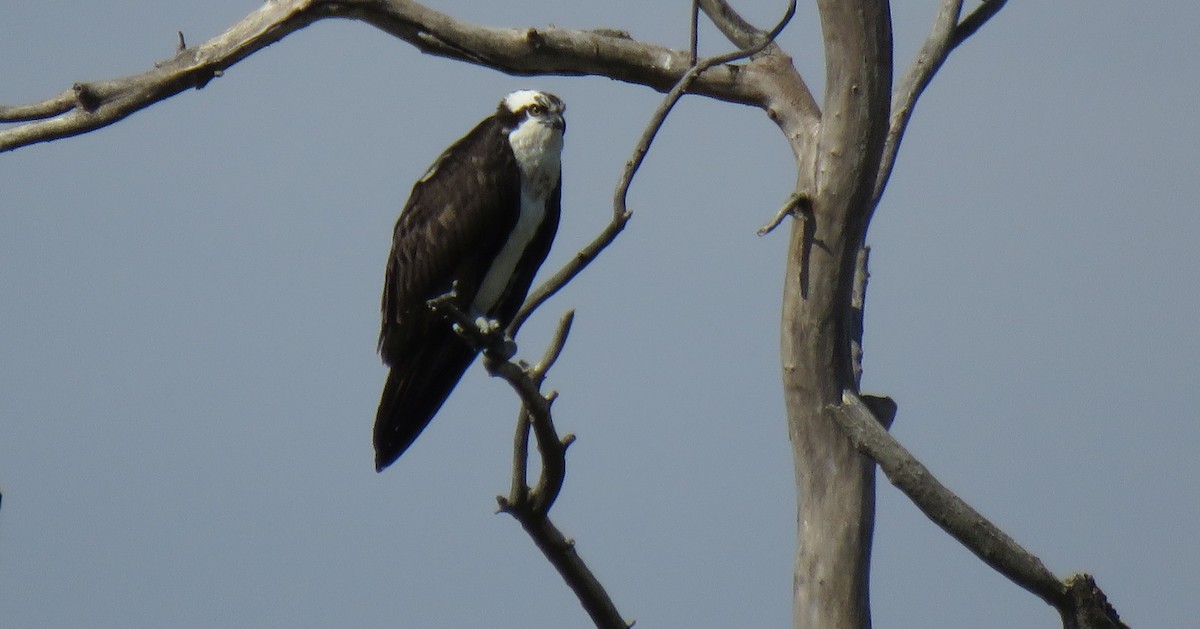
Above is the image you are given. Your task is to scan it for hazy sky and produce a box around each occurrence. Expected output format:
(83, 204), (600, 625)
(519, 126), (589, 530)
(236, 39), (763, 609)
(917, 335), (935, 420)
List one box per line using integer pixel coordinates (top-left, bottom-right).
(2, 2), (1197, 627)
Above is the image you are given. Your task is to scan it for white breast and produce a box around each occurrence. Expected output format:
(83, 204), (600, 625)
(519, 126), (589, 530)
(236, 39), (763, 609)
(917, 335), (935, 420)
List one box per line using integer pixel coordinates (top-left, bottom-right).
(471, 118), (563, 314)
(507, 113), (563, 200)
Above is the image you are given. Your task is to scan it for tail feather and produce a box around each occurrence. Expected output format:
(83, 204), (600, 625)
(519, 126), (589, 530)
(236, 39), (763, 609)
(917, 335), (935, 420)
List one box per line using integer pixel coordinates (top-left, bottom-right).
(373, 332), (477, 472)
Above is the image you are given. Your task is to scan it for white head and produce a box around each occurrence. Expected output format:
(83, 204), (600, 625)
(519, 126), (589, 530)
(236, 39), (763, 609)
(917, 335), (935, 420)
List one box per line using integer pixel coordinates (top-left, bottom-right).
(500, 90), (566, 133)
(501, 91), (565, 196)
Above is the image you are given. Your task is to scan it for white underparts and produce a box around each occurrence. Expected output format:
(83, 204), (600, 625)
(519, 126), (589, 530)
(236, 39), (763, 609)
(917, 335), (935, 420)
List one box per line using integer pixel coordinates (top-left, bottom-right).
(471, 113), (563, 314)
(507, 105), (563, 200)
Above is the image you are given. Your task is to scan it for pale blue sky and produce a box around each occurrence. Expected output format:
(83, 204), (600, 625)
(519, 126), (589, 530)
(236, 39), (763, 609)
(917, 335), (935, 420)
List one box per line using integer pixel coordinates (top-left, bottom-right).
(2, 2), (1197, 627)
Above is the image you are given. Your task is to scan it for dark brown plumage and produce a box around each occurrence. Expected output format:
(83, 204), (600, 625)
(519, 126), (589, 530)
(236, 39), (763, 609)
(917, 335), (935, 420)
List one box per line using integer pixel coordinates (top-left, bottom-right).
(374, 92), (563, 471)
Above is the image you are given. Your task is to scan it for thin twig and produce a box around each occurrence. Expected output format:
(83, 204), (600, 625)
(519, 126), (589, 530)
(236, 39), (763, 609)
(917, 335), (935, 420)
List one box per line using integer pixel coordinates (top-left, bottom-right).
(506, 311), (573, 511)
(521, 311), (576, 514)
(0, 90), (75, 122)
(507, 409), (532, 508)
(756, 191), (809, 236)
(533, 310), (576, 380)
(689, 0), (700, 66)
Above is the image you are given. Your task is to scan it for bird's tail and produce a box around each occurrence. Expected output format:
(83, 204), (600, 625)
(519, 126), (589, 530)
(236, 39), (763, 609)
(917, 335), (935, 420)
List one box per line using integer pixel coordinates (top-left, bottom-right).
(373, 337), (477, 472)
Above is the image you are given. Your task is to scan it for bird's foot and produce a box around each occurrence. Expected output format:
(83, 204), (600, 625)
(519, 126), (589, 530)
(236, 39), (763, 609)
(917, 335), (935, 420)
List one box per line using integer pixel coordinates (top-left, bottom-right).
(474, 316), (502, 335)
(473, 317), (517, 359)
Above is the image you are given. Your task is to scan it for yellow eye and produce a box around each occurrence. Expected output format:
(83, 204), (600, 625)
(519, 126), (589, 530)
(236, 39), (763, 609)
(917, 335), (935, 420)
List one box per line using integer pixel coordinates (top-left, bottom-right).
(527, 104), (545, 115)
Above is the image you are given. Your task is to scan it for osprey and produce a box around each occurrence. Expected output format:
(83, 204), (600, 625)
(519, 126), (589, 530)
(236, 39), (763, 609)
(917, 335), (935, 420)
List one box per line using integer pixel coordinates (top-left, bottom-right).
(374, 90), (565, 472)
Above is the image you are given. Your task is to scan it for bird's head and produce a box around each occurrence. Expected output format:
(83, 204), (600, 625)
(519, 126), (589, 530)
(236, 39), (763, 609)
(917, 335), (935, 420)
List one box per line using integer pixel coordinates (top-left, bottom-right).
(499, 90), (566, 134)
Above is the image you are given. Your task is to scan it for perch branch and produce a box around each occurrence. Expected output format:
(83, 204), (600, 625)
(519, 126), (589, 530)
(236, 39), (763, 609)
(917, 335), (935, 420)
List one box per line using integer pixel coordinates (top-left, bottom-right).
(425, 295), (626, 628)
(489, 313), (626, 628)
(424, 294), (569, 512)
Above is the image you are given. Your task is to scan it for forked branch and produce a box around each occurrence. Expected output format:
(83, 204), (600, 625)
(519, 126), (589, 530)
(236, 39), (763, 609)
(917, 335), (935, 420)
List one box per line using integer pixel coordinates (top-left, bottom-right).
(424, 294), (626, 628)
(871, 0), (1009, 208)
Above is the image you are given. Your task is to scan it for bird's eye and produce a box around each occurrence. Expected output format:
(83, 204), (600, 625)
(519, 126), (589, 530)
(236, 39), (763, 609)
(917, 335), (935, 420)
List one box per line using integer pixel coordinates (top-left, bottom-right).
(528, 104), (545, 115)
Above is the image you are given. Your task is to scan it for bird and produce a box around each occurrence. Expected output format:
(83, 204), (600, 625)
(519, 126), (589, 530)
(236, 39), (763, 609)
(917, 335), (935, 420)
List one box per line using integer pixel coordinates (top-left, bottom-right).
(373, 90), (565, 472)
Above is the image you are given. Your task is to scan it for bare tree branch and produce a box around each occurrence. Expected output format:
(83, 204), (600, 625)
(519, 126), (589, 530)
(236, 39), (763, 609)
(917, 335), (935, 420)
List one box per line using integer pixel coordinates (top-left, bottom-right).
(500, 503), (632, 629)
(871, 0), (1008, 207)
(1062, 575), (1129, 629)
(834, 391), (1065, 605)
(756, 191), (810, 236)
(0, 0), (783, 153)
(423, 294), (625, 627)
(0, 1), (318, 151)
(698, 0), (776, 51)
(0, 91), (76, 123)
(532, 310), (576, 381)
(831, 391), (1127, 629)
(505, 0), (799, 521)
(486, 310), (628, 629)
(506, 309), (576, 509)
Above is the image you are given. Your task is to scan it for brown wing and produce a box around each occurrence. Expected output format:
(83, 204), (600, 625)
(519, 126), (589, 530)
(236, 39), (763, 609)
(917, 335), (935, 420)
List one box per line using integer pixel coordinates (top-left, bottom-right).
(373, 115), (524, 471)
(378, 116), (521, 365)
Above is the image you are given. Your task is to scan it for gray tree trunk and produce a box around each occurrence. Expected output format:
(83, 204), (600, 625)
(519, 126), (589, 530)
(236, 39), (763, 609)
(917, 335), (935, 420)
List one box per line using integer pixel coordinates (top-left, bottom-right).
(783, 3), (892, 628)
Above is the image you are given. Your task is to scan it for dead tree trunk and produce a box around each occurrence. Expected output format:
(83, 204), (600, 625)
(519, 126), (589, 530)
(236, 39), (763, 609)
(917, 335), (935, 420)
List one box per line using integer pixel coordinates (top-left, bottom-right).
(781, 3), (892, 627)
